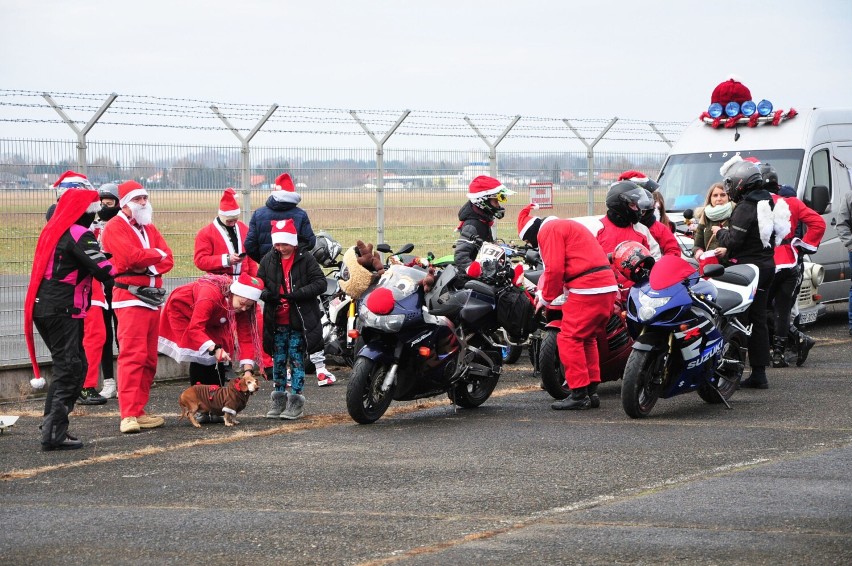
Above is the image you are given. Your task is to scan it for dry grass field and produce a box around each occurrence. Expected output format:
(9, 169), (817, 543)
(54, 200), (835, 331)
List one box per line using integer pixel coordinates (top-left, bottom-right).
(0, 187), (605, 276)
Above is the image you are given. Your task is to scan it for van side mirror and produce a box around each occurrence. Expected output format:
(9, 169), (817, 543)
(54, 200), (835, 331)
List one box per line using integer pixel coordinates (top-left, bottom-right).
(804, 185), (830, 215)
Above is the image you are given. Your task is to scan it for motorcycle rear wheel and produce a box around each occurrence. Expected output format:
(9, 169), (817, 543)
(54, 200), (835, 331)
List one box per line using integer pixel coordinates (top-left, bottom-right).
(698, 334), (746, 404)
(539, 329), (569, 400)
(501, 345), (523, 364)
(346, 357), (394, 424)
(621, 349), (663, 419)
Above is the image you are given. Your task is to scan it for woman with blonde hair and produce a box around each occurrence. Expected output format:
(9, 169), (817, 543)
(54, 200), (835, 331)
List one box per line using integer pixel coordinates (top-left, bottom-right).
(692, 182), (734, 263)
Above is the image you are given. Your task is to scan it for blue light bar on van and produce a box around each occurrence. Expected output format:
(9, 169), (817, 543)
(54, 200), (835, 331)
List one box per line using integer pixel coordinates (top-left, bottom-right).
(757, 99), (773, 116)
(725, 102), (741, 117)
(708, 103), (723, 118)
(741, 100), (756, 117)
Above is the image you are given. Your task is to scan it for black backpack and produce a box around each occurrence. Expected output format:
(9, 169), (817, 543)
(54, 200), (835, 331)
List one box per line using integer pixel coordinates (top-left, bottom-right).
(496, 285), (534, 341)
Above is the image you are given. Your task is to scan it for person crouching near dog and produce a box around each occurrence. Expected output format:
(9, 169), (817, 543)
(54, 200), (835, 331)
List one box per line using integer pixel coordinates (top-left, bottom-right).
(257, 218), (326, 420)
(158, 272), (265, 423)
(24, 180), (116, 451)
(100, 181), (174, 434)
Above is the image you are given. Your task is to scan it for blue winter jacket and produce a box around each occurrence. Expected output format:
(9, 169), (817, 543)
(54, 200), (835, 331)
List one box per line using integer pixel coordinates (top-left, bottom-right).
(244, 192), (316, 262)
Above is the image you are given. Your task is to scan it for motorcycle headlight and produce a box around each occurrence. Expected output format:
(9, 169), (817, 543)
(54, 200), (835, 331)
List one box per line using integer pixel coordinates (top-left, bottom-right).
(637, 294), (671, 322)
(360, 308), (406, 332)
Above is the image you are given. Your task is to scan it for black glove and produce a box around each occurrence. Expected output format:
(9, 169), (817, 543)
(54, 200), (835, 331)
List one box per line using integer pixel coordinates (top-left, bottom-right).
(260, 289), (274, 303)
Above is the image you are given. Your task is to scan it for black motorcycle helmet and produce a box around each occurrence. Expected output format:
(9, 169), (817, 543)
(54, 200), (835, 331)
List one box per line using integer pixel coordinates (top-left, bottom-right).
(311, 232), (342, 268)
(760, 162), (779, 193)
(723, 160), (763, 202)
(605, 181), (651, 226)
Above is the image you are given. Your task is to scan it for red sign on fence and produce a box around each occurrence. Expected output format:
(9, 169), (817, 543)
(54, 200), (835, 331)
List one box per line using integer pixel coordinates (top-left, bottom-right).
(529, 182), (553, 209)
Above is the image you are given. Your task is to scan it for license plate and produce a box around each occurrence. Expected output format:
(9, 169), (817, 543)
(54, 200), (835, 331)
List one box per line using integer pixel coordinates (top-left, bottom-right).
(800, 310), (817, 325)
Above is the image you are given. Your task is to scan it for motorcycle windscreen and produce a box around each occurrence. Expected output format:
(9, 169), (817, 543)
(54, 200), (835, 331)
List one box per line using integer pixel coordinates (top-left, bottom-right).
(649, 255), (699, 290)
(375, 265), (427, 301)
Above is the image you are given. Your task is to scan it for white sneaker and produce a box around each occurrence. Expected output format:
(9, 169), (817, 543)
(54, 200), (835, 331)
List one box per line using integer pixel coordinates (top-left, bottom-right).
(100, 378), (117, 399)
(317, 371), (337, 387)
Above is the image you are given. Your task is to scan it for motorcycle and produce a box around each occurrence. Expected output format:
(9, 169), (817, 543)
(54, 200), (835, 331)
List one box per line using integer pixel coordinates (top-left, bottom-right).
(621, 256), (755, 418)
(345, 243), (519, 424)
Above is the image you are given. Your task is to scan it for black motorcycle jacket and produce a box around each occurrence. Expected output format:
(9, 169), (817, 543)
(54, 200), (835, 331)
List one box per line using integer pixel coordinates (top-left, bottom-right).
(715, 188), (776, 270)
(454, 202), (495, 273)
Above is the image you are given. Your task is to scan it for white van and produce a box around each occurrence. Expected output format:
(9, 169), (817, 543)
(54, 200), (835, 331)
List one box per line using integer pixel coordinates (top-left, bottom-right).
(657, 107), (852, 314)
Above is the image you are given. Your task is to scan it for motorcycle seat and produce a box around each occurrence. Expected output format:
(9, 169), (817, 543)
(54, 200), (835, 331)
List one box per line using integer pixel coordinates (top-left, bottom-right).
(524, 270), (543, 284)
(715, 288), (745, 313)
(464, 279), (495, 297)
(711, 264), (757, 287)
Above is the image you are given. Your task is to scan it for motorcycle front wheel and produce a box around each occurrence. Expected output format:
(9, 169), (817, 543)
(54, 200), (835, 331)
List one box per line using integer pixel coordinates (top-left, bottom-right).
(621, 349), (664, 419)
(346, 357), (394, 424)
(539, 329), (569, 400)
(450, 348), (501, 408)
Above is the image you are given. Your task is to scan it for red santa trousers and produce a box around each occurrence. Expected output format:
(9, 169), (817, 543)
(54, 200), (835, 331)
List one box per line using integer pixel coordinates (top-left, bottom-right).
(557, 291), (616, 390)
(82, 304), (106, 388)
(115, 305), (160, 418)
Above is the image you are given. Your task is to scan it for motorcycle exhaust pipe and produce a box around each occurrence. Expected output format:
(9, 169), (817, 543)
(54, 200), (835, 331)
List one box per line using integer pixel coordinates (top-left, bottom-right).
(381, 363), (399, 392)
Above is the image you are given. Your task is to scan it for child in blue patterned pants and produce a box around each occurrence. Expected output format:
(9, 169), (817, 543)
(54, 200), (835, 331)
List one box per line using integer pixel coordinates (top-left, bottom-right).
(270, 326), (306, 418)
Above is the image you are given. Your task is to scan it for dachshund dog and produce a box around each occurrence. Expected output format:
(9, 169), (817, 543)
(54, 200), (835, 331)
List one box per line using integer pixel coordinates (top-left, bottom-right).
(178, 375), (260, 427)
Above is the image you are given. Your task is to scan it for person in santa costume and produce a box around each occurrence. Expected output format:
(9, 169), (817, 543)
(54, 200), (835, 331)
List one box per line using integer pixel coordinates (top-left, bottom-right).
(760, 168), (826, 368)
(517, 204), (618, 411)
(714, 155), (790, 390)
(100, 181), (174, 434)
(158, 272), (264, 395)
(618, 170), (680, 257)
(25, 176), (116, 451)
(257, 218), (327, 420)
(454, 175), (515, 273)
(244, 172), (315, 262)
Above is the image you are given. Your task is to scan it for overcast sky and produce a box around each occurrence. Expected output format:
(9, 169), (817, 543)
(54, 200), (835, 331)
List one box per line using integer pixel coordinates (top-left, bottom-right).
(1, 0), (850, 147)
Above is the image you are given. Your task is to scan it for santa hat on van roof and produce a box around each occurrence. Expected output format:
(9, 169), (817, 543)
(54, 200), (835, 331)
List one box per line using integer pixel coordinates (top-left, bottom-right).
(25, 188), (101, 388)
(230, 272), (264, 302)
(711, 75), (752, 106)
(118, 180), (148, 208)
(517, 203), (556, 248)
(218, 188), (240, 217)
(271, 218), (298, 246)
(270, 172), (301, 205)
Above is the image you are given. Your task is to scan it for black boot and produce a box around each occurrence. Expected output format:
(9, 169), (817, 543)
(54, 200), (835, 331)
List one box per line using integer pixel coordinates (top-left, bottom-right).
(770, 337), (788, 368)
(587, 381), (600, 409)
(551, 386), (591, 410)
(790, 326), (815, 367)
(740, 366), (769, 389)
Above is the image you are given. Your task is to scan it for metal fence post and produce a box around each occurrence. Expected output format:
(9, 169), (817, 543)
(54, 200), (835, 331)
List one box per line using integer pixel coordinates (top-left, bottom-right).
(350, 110), (411, 245)
(211, 104), (279, 224)
(562, 117), (618, 216)
(42, 92), (117, 174)
(649, 123), (674, 147)
(464, 115), (521, 178)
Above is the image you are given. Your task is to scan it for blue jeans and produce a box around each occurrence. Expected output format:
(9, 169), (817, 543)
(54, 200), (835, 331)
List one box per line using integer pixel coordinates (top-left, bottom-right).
(273, 326), (306, 395)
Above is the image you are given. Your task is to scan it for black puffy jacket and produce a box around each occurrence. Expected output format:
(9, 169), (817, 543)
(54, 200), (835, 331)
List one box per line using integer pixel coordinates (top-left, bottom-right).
(257, 247), (326, 356)
(453, 202), (495, 273)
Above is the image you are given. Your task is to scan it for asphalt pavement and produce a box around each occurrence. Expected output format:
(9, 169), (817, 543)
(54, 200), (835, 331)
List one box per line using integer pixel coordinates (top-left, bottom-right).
(1, 306), (850, 565)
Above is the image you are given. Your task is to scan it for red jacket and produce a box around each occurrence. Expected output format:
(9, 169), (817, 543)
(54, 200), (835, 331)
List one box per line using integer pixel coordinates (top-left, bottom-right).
(193, 220), (257, 278)
(647, 221), (681, 257)
(538, 218), (618, 302)
(772, 195), (825, 270)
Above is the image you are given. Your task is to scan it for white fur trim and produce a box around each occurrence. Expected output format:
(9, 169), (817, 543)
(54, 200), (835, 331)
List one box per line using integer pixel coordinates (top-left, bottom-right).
(230, 281), (262, 301)
(719, 154), (743, 177)
(119, 187), (148, 208)
(271, 231), (298, 246)
(86, 200), (100, 213)
(772, 198), (791, 242)
(518, 217), (539, 240)
(30, 377), (46, 389)
(467, 183), (515, 200)
(218, 208), (240, 217)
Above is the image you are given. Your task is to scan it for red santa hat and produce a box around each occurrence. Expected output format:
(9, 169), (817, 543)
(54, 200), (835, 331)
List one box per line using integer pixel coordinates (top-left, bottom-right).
(517, 203), (556, 248)
(270, 173), (301, 204)
(710, 75), (752, 105)
(618, 170), (659, 192)
(25, 189), (101, 388)
(229, 272), (264, 302)
(467, 175), (514, 201)
(218, 187), (240, 217)
(118, 180), (148, 208)
(271, 218), (298, 246)
(53, 170), (94, 194)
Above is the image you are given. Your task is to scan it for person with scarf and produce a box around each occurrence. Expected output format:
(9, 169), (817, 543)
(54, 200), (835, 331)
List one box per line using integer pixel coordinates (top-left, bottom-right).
(24, 174), (116, 451)
(693, 183), (735, 272)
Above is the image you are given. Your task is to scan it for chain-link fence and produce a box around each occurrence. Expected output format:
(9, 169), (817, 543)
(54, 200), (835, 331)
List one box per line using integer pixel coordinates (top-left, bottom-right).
(0, 89), (683, 366)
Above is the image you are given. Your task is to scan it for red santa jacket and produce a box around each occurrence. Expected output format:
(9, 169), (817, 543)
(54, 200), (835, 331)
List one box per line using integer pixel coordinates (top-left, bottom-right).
(771, 195), (825, 270)
(538, 218), (618, 303)
(647, 221), (681, 257)
(158, 277), (259, 368)
(193, 220), (258, 278)
(101, 212), (174, 310)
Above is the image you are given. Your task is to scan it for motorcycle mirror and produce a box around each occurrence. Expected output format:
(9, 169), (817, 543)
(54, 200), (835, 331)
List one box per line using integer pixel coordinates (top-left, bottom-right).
(376, 243), (392, 254)
(397, 243), (415, 255)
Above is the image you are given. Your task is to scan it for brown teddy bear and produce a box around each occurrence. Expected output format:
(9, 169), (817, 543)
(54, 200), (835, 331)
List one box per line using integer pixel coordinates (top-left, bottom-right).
(338, 240), (385, 300)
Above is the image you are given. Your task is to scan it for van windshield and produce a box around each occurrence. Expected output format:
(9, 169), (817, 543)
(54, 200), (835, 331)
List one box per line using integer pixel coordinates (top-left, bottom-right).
(657, 149), (805, 211)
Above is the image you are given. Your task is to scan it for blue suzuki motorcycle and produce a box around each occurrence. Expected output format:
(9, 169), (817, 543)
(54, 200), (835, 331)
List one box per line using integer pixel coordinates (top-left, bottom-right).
(621, 255), (758, 418)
